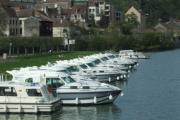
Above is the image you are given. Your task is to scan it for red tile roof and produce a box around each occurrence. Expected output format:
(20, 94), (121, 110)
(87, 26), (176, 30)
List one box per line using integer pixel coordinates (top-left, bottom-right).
(16, 8), (34, 17)
(173, 19), (180, 23)
(160, 22), (172, 29)
(53, 18), (69, 27)
(16, 8), (53, 22)
(71, 4), (87, 18)
(61, 8), (71, 16)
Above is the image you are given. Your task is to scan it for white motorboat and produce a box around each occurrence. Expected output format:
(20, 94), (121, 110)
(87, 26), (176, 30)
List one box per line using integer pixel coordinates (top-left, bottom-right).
(0, 81), (61, 113)
(119, 50), (149, 59)
(7, 69), (123, 105)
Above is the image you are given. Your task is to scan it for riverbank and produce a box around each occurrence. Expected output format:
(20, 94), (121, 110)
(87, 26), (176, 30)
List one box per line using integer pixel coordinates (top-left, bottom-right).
(0, 51), (99, 73)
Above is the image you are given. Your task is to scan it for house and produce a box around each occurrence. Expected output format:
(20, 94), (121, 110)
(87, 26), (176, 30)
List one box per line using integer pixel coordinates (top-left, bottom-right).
(125, 6), (146, 31)
(154, 19), (180, 44)
(53, 19), (75, 48)
(166, 19), (180, 37)
(0, 5), (20, 36)
(70, 4), (87, 24)
(154, 19), (180, 37)
(73, 0), (88, 5)
(87, 0), (114, 24)
(42, 0), (72, 9)
(1, 4), (53, 37)
(9, 0), (35, 8)
(17, 9), (53, 37)
(57, 0), (72, 9)
(154, 22), (172, 33)
(53, 18), (70, 38)
(114, 11), (123, 23)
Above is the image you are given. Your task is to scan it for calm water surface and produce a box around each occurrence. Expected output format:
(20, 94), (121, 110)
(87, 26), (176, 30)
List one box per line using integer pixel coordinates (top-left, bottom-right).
(1, 49), (180, 120)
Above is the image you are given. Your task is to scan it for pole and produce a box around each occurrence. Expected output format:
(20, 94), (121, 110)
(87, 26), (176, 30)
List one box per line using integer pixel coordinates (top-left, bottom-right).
(9, 42), (12, 56)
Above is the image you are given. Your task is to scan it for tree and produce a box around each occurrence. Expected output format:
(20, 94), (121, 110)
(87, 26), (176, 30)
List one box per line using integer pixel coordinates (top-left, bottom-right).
(120, 22), (134, 35)
(0, 6), (8, 35)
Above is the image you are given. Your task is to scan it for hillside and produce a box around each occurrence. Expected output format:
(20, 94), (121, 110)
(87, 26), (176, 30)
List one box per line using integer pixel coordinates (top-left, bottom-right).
(110, 0), (180, 24)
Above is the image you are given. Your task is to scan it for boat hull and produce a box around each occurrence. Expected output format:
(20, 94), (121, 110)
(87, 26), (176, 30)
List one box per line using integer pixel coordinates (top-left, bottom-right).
(0, 100), (61, 113)
(57, 90), (121, 105)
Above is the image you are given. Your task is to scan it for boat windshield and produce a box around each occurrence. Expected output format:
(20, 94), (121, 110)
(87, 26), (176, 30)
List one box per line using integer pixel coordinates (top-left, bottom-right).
(101, 57), (109, 61)
(66, 66), (79, 72)
(94, 59), (101, 64)
(80, 64), (88, 69)
(61, 76), (75, 83)
(46, 78), (64, 90)
(25, 78), (33, 83)
(87, 62), (96, 67)
(108, 55), (115, 59)
(58, 70), (71, 74)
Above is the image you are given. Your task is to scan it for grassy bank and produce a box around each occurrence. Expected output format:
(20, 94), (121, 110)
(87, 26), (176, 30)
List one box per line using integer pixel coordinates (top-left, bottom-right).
(0, 51), (99, 73)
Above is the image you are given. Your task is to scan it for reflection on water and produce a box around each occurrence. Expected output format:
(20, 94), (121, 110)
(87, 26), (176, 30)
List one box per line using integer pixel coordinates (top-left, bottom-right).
(0, 104), (122, 120)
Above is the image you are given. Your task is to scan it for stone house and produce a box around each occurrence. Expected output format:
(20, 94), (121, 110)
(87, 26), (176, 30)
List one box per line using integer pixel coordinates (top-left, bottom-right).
(9, 0), (35, 8)
(88, 0), (114, 24)
(0, 5), (20, 36)
(70, 4), (87, 23)
(53, 18), (70, 38)
(53, 19), (75, 47)
(2, 5), (53, 37)
(125, 6), (146, 31)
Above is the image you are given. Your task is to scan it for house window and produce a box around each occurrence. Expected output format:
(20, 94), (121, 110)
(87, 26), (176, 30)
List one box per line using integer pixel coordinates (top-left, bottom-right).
(105, 6), (109, 9)
(19, 20), (22, 25)
(9, 20), (11, 25)
(0, 87), (17, 96)
(16, 20), (18, 25)
(16, 28), (18, 35)
(20, 28), (22, 35)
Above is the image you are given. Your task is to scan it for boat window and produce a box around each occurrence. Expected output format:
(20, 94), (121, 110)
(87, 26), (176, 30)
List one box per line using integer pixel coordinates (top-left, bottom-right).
(94, 59), (101, 64)
(109, 55), (115, 59)
(83, 86), (90, 89)
(101, 58), (106, 61)
(87, 63), (95, 67)
(80, 64), (88, 69)
(26, 89), (42, 97)
(101, 57), (109, 61)
(46, 78), (64, 90)
(104, 57), (109, 60)
(67, 66), (79, 72)
(70, 86), (77, 89)
(25, 78), (33, 83)
(62, 76), (75, 83)
(0, 87), (17, 96)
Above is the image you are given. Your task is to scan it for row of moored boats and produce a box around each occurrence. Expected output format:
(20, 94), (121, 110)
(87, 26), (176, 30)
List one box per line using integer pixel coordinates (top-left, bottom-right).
(0, 50), (149, 113)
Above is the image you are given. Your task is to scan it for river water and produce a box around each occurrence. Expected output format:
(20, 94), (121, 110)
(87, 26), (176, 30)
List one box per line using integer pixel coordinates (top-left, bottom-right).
(1, 49), (180, 120)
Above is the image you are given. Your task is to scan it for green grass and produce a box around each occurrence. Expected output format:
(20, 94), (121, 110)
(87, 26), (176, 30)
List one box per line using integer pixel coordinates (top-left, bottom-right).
(0, 51), (100, 73)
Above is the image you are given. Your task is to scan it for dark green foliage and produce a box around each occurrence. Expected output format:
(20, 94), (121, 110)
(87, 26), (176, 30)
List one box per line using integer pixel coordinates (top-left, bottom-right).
(110, 0), (180, 25)
(0, 7), (8, 34)
(0, 37), (63, 55)
(120, 22), (134, 35)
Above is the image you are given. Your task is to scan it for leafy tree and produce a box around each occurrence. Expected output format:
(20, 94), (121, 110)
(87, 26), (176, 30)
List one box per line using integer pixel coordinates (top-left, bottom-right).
(0, 7), (8, 35)
(120, 22), (134, 35)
